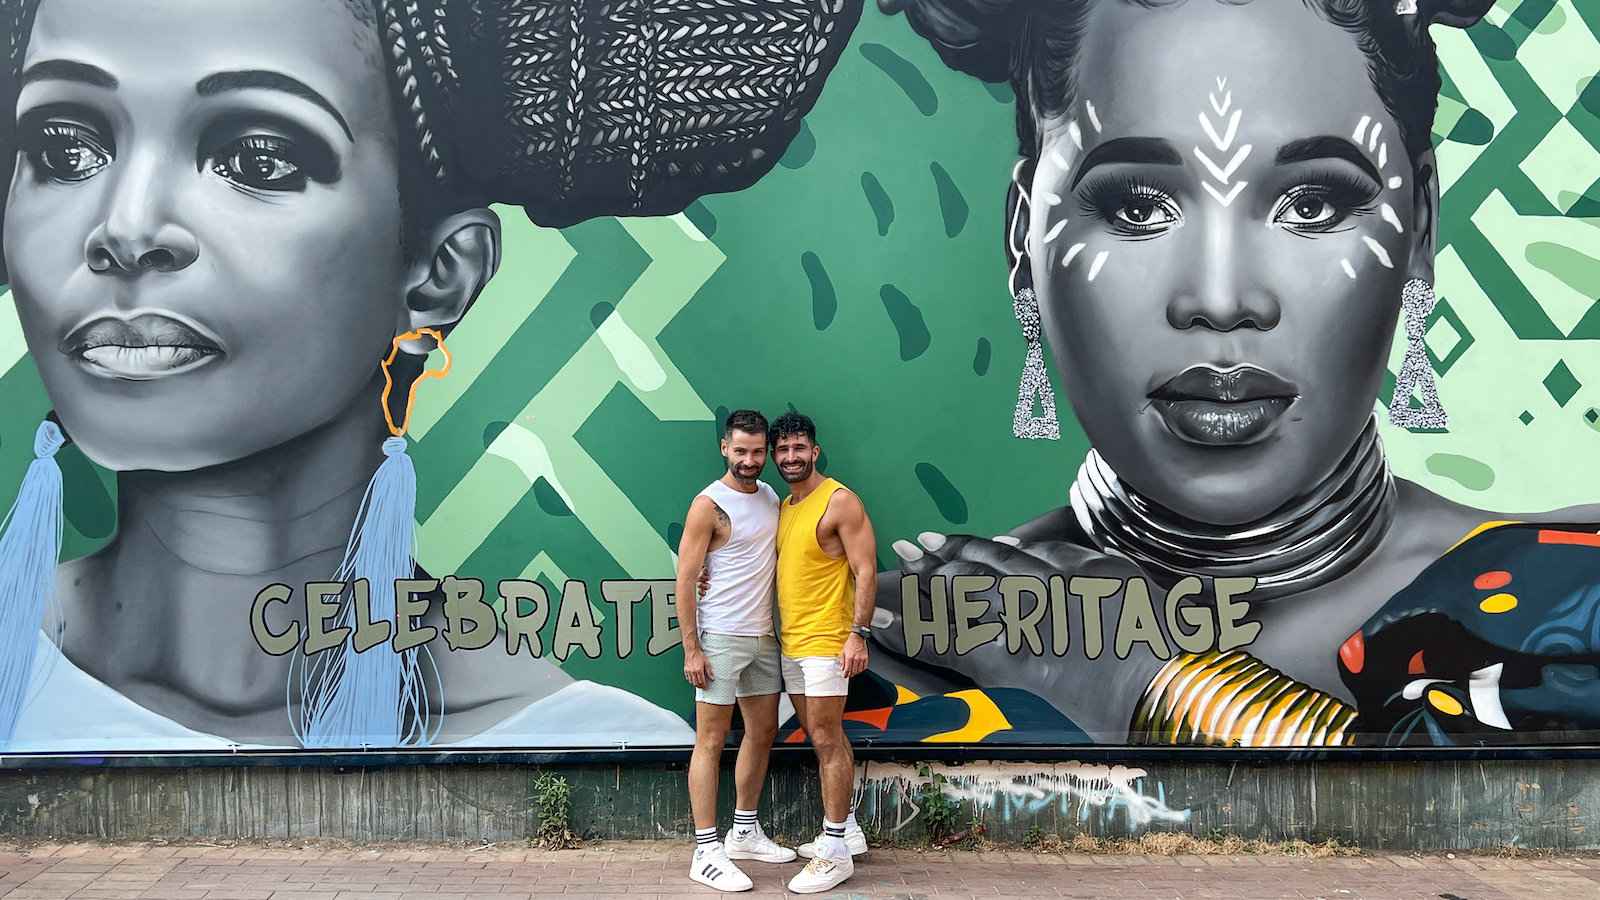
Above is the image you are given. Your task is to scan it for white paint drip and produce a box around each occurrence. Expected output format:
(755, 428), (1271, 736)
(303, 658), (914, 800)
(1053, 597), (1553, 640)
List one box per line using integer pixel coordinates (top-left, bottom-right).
(1086, 250), (1109, 282)
(1062, 242), (1086, 268)
(857, 762), (1191, 833)
(1380, 203), (1405, 234)
(1086, 100), (1102, 133)
(1353, 115), (1371, 144)
(1340, 259), (1357, 280)
(1043, 219), (1069, 244)
(1362, 235), (1394, 269)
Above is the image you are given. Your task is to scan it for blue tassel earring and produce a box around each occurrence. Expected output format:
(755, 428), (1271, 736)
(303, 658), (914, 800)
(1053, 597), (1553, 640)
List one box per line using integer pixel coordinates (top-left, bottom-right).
(0, 420), (66, 745)
(294, 330), (451, 748)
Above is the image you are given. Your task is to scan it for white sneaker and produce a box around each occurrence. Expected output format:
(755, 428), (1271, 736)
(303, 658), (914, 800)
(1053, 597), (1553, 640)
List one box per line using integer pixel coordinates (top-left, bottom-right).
(724, 824), (797, 863)
(796, 824), (868, 859)
(787, 853), (854, 894)
(689, 846), (753, 892)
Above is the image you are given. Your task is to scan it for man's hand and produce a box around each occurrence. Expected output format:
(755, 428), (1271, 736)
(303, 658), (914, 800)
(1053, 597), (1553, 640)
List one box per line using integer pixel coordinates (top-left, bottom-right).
(698, 565), (710, 598)
(684, 646), (713, 689)
(840, 633), (869, 678)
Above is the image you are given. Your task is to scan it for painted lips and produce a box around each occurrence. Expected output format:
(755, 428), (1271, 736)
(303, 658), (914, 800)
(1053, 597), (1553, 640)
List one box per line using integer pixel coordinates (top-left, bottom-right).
(1148, 364), (1300, 446)
(60, 312), (224, 381)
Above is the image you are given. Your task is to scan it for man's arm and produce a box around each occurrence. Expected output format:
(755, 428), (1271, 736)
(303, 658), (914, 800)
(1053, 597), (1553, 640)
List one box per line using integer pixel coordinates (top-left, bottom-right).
(832, 490), (878, 678)
(675, 497), (717, 689)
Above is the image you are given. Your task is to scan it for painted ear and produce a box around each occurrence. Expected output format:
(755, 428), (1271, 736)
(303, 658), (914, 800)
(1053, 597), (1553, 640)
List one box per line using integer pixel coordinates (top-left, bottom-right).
(1004, 162), (1032, 295)
(1414, 0), (1495, 28)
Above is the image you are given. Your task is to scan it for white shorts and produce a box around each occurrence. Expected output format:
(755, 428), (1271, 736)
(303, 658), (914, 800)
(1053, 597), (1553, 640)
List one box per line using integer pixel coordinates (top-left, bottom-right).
(781, 654), (849, 698)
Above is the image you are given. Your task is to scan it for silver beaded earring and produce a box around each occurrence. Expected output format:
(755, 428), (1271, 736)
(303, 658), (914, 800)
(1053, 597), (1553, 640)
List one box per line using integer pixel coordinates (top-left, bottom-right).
(1389, 278), (1447, 429)
(1012, 287), (1060, 440)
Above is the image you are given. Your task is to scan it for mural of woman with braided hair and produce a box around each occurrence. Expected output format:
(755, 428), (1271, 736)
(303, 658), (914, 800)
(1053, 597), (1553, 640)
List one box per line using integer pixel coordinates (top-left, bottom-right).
(0, 0), (859, 751)
(856, 0), (1600, 747)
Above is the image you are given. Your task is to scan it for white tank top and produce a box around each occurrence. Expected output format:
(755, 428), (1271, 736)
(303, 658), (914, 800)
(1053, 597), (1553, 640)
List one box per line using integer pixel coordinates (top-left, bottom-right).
(695, 479), (778, 636)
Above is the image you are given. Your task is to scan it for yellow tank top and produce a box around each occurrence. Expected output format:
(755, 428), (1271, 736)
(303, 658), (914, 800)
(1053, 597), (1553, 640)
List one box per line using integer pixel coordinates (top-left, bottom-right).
(776, 478), (854, 657)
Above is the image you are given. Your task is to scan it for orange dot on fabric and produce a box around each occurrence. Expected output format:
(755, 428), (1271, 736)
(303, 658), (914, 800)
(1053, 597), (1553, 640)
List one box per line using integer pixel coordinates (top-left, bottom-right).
(1338, 631), (1364, 674)
(1427, 690), (1463, 716)
(1473, 570), (1512, 590)
(1408, 650), (1426, 675)
(1479, 593), (1518, 614)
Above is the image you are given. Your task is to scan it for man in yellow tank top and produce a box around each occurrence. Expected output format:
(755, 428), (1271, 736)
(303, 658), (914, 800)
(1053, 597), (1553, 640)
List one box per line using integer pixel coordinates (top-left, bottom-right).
(770, 412), (879, 895)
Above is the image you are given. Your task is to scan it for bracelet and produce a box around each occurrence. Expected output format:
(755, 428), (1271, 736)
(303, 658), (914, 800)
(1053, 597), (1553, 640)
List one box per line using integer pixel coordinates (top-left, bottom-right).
(1128, 650), (1357, 747)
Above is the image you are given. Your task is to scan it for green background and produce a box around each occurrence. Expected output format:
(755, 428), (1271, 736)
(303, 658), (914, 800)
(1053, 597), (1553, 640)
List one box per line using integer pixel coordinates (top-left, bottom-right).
(0, 0), (1596, 724)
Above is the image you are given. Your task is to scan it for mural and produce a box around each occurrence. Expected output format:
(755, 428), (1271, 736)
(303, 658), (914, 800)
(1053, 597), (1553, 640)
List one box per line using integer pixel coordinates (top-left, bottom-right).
(0, 0), (1595, 753)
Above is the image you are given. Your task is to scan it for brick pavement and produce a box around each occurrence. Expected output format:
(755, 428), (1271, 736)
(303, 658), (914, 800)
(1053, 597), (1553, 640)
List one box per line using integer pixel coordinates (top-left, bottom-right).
(0, 841), (1594, 899)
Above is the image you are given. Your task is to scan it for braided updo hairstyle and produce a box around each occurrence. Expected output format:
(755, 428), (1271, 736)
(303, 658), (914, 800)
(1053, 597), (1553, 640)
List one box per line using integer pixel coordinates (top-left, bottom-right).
(879, 0), (1495, 171)
(0, 0), (864, 272)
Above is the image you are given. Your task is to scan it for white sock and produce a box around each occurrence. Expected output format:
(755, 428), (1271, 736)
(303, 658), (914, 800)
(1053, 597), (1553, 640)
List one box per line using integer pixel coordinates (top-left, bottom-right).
(694, 826), (719, 855)
(819, 818), (849, 860)
(732, 808), (759, 839)
(845, 811), (858, 832)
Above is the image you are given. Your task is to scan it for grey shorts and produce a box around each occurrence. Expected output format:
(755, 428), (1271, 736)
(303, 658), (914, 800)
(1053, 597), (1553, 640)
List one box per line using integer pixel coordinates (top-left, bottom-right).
(695, 633), (782, 705)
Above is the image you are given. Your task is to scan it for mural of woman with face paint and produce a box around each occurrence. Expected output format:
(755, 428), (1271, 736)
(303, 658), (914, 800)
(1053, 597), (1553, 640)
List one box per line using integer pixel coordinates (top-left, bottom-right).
(859, 0), (1600, 746)
(0, 0), (860, 751)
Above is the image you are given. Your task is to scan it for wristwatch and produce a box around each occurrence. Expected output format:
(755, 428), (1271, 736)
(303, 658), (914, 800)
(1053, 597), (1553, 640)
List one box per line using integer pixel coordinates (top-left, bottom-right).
(850, 625), (872, 638)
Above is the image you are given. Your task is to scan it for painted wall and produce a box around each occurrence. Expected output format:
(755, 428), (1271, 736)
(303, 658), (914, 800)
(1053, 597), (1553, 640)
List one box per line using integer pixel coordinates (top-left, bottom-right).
(0, 0), (1595, 752)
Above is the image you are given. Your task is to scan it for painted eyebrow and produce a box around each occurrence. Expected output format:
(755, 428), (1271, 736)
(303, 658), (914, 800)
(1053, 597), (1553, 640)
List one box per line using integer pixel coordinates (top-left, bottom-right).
(20, 59), (118, 90)
(1275, 136), (1382, 183)
(1070, 137), (1184, 189)
(195, 70), (353, 143)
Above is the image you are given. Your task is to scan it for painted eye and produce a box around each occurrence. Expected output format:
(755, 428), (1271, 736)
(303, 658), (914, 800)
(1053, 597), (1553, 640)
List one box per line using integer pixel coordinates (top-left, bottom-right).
(27, 124), (111, 182)
(1112, 197), (1180, 232)
(1278, 194), (1337, 227)
(211, 136), (307, 192)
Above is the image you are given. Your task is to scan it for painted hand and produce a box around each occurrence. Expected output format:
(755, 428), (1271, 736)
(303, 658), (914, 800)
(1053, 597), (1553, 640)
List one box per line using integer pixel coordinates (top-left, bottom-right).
(871, 532), (1157, 737)
(1339, 523), (1600, 746)
(697, 565), (710, 598)
(683, 647), (713, 690)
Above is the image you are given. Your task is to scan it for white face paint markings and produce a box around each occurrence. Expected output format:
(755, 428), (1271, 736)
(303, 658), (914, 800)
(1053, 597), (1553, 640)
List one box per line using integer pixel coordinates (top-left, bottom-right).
(1352, 115), (1371, 145)
(1086, 100), (1102, 134)
(1062, 242), (1086, 268)
(1068, 120), (1083, 151)
(1044, 219), (1069, 244)
(1195, 77), (1252, 208)
(1341, 259), (1358, 280)
(1086, 250), (1109, 282)
(1362, 235), (1394, 269)
(1380, 203), (1405, 234)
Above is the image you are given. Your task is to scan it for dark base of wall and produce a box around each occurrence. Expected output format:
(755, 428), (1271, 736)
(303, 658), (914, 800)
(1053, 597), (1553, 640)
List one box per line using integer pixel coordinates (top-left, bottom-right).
(0, 757), (1594, 850)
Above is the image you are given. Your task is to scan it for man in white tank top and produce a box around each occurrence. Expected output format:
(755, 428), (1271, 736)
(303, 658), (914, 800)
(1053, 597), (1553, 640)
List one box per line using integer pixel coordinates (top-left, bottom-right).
(673, 410), (794, 892)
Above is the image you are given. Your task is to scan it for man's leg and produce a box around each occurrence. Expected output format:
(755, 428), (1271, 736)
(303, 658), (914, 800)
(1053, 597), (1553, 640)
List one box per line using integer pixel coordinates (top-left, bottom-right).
(732, 692), (779, 812)
(689, 702), (735, 832)
(803, 695), (854, 824)
(787, 658), (856, 895)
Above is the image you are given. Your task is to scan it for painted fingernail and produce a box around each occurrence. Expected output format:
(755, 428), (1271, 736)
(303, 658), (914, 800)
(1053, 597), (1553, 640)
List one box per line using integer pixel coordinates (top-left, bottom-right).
(872, 608), (895, 629)
(917, 532), (947, 551)
(993, 535), (1022, 547)
(892, 539), (924, 561)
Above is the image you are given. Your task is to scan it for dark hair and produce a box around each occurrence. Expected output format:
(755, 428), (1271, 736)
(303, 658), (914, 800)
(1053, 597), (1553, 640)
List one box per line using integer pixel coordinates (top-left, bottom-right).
(724, 409), (770, 440)
(884, 0), (1495, 172)
(769, 411), (818, 448)
(0, 0), (864, 274)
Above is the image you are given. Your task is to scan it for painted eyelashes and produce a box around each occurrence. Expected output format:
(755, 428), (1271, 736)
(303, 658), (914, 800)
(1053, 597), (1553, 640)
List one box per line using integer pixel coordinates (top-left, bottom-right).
(1195, 77), (1252, 208)
(1341, 114), (1405, 279)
